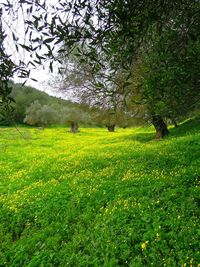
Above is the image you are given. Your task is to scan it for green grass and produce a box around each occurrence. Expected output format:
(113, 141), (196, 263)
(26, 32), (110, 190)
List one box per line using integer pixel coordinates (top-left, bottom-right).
(0, 121), (199, 266)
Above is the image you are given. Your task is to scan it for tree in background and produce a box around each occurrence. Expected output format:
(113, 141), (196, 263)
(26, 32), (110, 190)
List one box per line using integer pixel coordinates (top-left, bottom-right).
(93, 108), (135, 132)
(94, 109), (117, 132)
(59, 106), (91, 133)
(24, 101), (58, 127)
(52, 53), (137, 132)
(24, 100), (91, 132)
(10, 83), (54, 123)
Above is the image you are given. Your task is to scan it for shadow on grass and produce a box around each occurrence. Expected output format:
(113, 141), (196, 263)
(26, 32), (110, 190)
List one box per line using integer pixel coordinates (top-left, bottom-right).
(114, 128), (155, 143)
(128, 132), (155, 143)
(115, 117), (200, 144)
(169, 117), (200, 138)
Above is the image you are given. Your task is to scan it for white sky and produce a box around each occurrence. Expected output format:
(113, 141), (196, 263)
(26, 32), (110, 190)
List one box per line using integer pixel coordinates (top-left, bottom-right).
(1, 0), (66, 98)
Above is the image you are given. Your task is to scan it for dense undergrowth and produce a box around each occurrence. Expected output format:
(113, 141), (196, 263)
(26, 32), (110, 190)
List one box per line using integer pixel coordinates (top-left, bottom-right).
(0, 119), (199, 266)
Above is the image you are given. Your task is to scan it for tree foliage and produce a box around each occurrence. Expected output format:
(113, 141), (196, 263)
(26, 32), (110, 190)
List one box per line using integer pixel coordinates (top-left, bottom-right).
(24, 100), (91, 130)
(0, 7), (15, 123)
(24, 100), (57, 126)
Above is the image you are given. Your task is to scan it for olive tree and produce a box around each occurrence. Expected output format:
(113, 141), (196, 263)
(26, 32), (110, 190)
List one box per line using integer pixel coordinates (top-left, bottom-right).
(24, 101), (59, 127)
(59, 106), (91, 133)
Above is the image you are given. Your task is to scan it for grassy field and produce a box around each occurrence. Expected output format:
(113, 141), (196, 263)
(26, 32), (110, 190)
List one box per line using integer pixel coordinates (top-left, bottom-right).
(0, 120), (199, 266)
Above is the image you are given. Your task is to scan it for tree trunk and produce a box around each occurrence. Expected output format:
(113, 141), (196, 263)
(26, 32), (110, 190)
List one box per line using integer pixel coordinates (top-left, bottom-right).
(171, 118), (178, 128)
(106, 124), (115, 132)
(151, 115), (169, 139)
(70, 122), (79, 133)
(168, 115), (178, 128)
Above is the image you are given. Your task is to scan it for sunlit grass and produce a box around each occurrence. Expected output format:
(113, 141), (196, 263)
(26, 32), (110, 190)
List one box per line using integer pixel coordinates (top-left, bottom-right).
(0, 123), (199, 266)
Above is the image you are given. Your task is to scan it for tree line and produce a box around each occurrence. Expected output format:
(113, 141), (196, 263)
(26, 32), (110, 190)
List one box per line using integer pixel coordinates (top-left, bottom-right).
(1, 82), (143, 133)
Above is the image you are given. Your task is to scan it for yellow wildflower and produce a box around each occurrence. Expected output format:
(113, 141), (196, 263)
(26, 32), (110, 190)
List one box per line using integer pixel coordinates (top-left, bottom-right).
(141, 241), (149, 250)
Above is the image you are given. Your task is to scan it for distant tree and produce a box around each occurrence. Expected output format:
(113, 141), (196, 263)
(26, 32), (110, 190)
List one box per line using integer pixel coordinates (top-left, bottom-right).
(24, 101), (58, 127)
(94, 109), (116, 132)
(39, 105), (58, 127)
(24, 101), (42, 126)
(60, 106), (91, 133)
(53, 54), (135, 132)
(93, 108), (132, 132)
(7, 82), (85, 125)
(10, 84), (53, 123)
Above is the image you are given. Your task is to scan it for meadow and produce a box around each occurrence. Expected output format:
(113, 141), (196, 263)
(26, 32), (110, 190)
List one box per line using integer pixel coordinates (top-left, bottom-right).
(0, 120), (199, 266)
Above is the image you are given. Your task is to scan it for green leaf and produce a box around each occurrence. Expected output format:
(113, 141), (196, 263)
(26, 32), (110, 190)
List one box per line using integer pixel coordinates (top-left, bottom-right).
(20, 44), (32, 52)
(43, 38), (55, 44)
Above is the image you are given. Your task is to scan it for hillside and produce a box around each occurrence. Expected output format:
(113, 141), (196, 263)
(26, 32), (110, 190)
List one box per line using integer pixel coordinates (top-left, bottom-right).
(0, 119), (199, 266)
(2, 82), (80, 124)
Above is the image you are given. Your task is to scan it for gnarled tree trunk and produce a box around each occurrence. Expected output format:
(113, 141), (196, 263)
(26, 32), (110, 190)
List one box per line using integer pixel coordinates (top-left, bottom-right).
(70, 121), (79, 133)
(106, 124), (115, 132)
(151, 114), (169, 139)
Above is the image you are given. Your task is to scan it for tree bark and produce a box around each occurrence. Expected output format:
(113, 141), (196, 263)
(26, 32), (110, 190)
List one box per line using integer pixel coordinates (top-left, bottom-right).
(171, 118), (178, 128)
(168, 115), (178, 128)
(70, 122), (79, 133)
(151, 115), (169, 139)
(106, 124), (115, 132)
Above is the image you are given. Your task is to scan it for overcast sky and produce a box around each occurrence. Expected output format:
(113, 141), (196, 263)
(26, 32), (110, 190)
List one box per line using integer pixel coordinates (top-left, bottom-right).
(1, 0), (66, 98)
